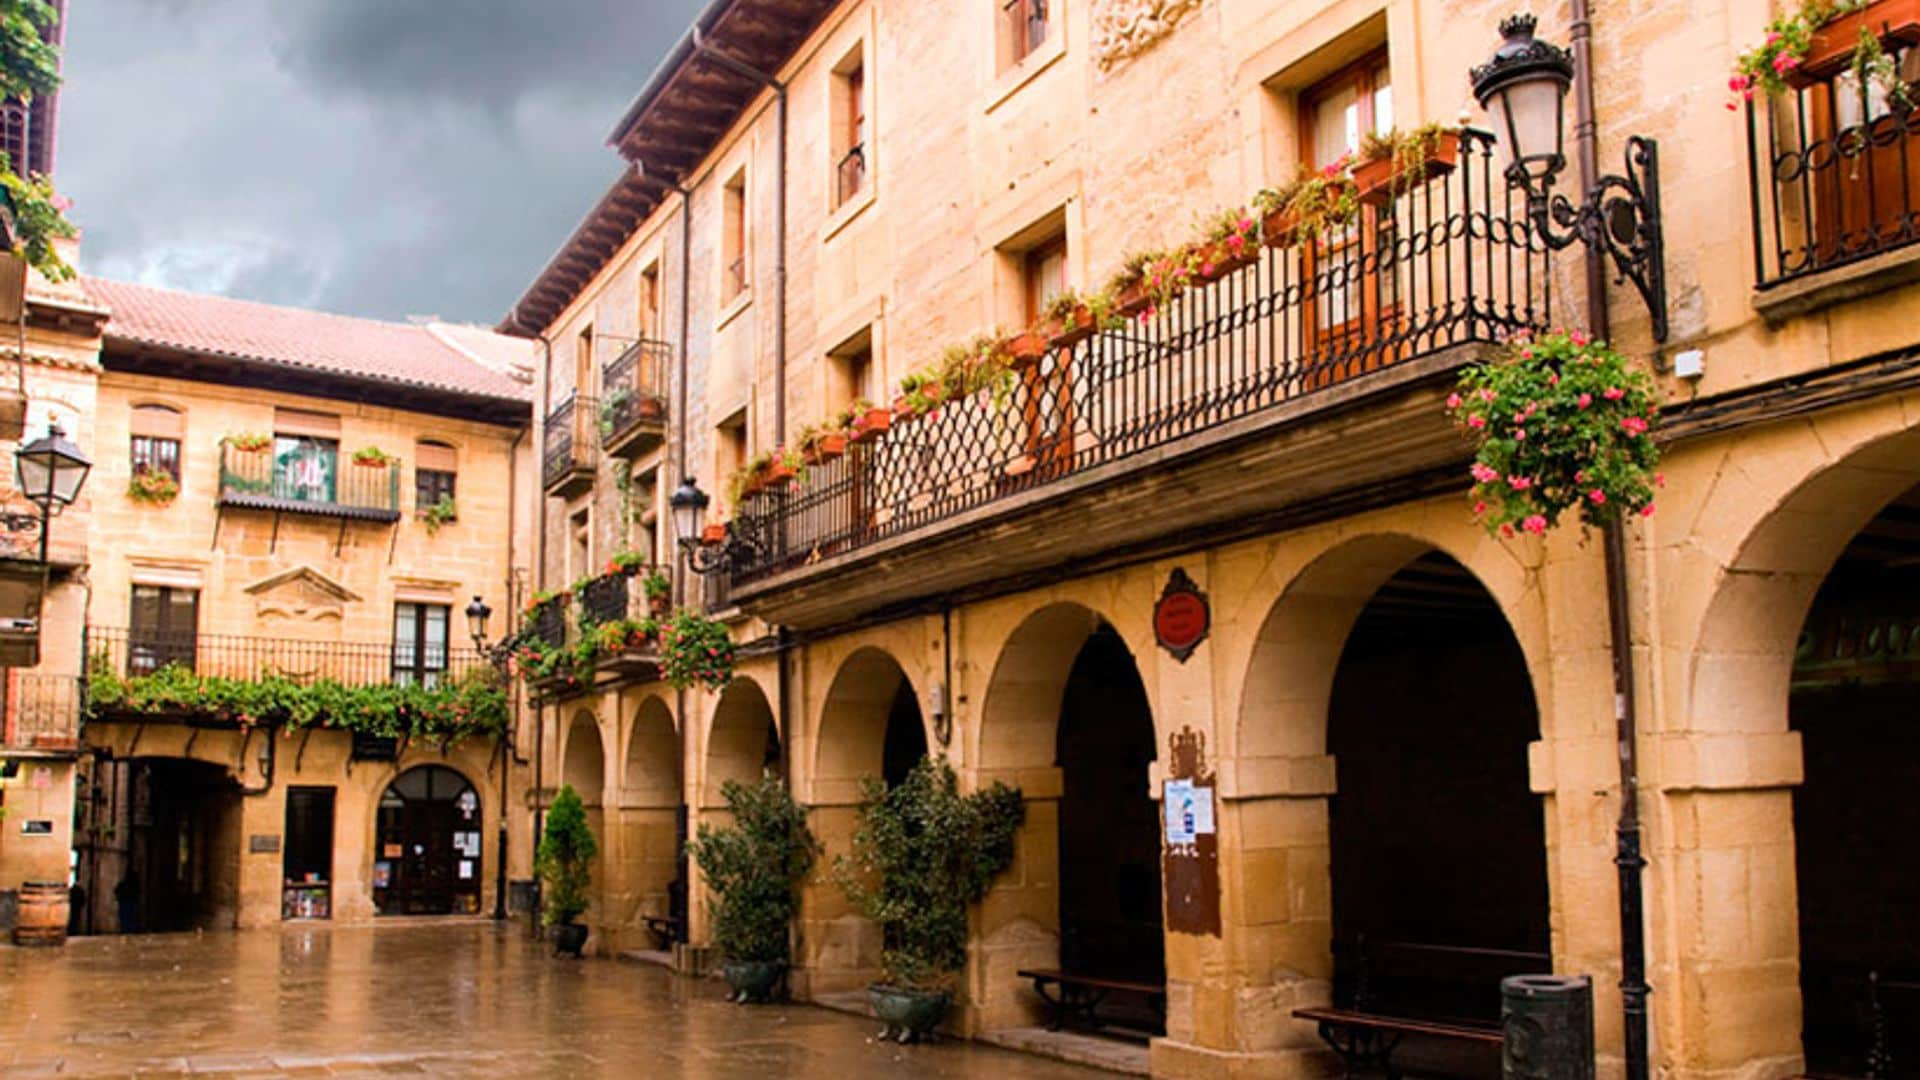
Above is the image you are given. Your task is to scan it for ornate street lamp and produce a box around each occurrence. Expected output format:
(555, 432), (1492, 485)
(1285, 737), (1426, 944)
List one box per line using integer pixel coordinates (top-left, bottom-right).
(671, 477), (751, 577)
(1471, 13), (1669, 341)
(13, 420), (90, 564)
(465, 595), (493, 653)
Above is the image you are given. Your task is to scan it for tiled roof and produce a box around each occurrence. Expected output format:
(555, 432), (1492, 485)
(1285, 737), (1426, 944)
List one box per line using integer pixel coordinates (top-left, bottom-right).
(83, 277), (531, 403)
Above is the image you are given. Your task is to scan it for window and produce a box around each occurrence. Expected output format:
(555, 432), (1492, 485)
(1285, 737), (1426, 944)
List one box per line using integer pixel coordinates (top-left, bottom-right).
(638, 264), (661, 339)
(1003, 0), (1049, 68)
(1023, 236), (1068, 324)
(722, 170), (748, 302)
(830, 327), (876, 411)
(630, 466), (659, 562)
(570, 508), (592, 582)
(833, 48), (868, 207)
(391, 603), (450, 688)
(576, 324), (595, 395)
(717, 411), (748, 508)
(415, 441), (456, 513)
(129, 404), (183, 482)
(274, 436), (338, 504)
(1302, 53), (1396, 363)
(130, 585), (198, 675)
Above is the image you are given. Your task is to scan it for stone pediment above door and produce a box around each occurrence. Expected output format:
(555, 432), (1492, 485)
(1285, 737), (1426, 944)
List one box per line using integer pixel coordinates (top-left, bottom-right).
(245, 566), (362, 625)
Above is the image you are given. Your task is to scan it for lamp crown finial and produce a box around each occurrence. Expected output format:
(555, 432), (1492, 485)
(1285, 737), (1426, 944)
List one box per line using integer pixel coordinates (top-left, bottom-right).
(1498, 12), (1538, 39)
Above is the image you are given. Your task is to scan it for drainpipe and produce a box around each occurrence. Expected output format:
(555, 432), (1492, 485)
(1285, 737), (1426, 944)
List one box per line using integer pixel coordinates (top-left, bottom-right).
(512, 313), (555, 937)
(692, 27), (788, 444)
(669, 178), (695, 610)
(495, 419), (530, 921)
(1567, 4), (1652, 1077)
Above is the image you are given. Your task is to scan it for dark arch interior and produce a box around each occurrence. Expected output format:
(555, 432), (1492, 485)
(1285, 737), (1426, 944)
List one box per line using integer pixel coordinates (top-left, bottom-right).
(1325, 551), (1549, 1060)
(124, 757), (242, 933)
(1791, 482), (1920, 1074)
(881, 675), (927, 787)
(375, 766), (482, 916)
(1056, 623), (1164, 1002)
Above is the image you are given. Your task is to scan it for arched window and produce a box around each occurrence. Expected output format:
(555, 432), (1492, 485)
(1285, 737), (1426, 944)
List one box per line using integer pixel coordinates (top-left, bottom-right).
(374, 766), (482, 916)
(415, 440), (456, 516)
(130, 404), (184, 481)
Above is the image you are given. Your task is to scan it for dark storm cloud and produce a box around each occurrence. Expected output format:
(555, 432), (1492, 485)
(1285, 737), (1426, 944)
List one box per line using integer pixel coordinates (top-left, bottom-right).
(55, 0), (709, 324)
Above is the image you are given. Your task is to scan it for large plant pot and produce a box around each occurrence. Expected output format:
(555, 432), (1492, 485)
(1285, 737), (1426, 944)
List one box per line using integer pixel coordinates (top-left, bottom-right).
(550, 921), (588, 957)
(868, 983), (950, 1043)
(725, 960), (788, 1004)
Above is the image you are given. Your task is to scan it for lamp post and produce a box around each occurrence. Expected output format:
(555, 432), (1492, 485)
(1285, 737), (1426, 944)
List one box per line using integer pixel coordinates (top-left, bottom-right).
(1474, 14), (1654, 1080)
(670, 477), (751, 578)
(13, 421), (91, 565)
(1471, 13), (1669, 342)
(464, 594), (514, 922)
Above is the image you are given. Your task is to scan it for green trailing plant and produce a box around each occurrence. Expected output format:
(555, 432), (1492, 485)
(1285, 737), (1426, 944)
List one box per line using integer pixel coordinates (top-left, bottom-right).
(605, 549), (649, 577)
(225, 432), (272, 453)
(0, 1), (72, 282)
(898, 368), (949, 415)
(1040, 287), (1120, 337)
(420, 493), (456, 535)
(86, 653), (508, 741)
(834, 756), (1025, 991)
(537, 783), (597, 927)
(1254, 158), (1361, 240)
(659, 609), (735, 691)
(127, 467), (179, 506)
(0, 162), (75, 281)
(350, 446), (396, 468)
(937, 333), (1017, 406)
(641, 567), (671, 603)
(1727, 0), (1908, 105)
(591, 617), (658, 655)
(598, 386), (633, 438)
(1449, 329), (1662, 537)
(687, 775), (819, 965)
(515, 636), (582, 690)
(1355, 122), (1458, 196)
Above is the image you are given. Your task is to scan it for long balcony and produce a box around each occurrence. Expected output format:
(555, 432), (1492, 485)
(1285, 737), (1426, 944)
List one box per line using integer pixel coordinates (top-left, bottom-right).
(88, 627), (487, 704)
(600, 339), (672, 460)
(543, 392), (599, 498)
(219, 444), (401, 522)
(2, 673), (81, 754)
(726, 130), (1549, 627)
(1747, 32), (1920, 317)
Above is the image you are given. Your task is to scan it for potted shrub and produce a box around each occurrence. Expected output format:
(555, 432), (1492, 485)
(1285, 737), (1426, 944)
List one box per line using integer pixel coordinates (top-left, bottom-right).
(350, 446), (396, 469)
(1351, 123), (1463, 206)
(834, 757), (1025, 1043)
(687, 776), (820, 1004)
(1449, 329), (1662, 538)
(128, 468), (179, 506)
(1187, 207), (1262, 283)
(641, 567), (671, 615)
(538, 783), (597, 957)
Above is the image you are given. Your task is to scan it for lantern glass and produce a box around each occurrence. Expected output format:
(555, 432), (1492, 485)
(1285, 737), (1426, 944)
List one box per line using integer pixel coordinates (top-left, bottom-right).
(1491, 75), (1568, 187)
(669, 478), (709, 542)
(14, 423), (91, 509)
(465, 596), (491, 646)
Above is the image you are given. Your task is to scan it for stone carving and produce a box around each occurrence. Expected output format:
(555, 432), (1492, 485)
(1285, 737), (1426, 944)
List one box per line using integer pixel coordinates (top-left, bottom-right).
(245, 566), (360, 624)
(1093, 0), (1206, 71)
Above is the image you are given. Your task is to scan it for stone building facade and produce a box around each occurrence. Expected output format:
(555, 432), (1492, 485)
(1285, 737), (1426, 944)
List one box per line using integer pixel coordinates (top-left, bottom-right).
(504, 0), (1920, 1076)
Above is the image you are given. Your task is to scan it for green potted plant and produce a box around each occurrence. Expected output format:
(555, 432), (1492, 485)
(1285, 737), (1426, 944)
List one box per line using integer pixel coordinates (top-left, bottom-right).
(1037, 287), (1118, 350)
(1351, 123), (1463, 206)
(1254, 162), (1361, 248)
(350, 446), (396, 469)
(799, 423), (849, 466)
(128, 468), (179, 506)
(1730, 0), (1918, 105)
(420, 493), (456, 535)
(1187, 207), (1261, 283)
(687, 776), (820, 1004)
(895, 370), (947, 419)
(835, 757), (1025, 1043)
(847, 398), (892, 443)
(605, 549), (649, 577)
(538, 783), (598, 957)
(641, 567), (671, 615)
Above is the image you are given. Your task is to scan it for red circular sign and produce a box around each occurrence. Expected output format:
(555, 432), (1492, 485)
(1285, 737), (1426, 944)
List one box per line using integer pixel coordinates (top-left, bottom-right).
(1155, 591), (1209, 653)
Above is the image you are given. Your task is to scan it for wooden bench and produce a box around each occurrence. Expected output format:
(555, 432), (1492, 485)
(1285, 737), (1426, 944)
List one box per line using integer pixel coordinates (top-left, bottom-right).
(1292, 938), (1550, 1078)
(1018, 968), (1166, 1036)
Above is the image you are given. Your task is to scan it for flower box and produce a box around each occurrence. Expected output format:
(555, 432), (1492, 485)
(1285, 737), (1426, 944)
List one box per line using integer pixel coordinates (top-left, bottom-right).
(1005, 331), (1050, 367)
(761, 461), (797, 490)
(802, 432), (848, 465)
(1789, 0), (1920, 85)
(1352, 128), (1462, 207)
(636, 396), (667, 419)
(1188, 240), (1259, 284)
(892, 393), (915, 419)
(1044, 304), (1099, 349)
(702, 522), (729, 544)
(851, 407), (892, 444)
(1261, 206), (1304, 249)
(1113, 279), (1154, 319)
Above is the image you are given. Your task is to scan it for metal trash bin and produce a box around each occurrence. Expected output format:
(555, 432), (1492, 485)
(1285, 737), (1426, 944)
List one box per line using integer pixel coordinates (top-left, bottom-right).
(1501, 973), (1594, 1080)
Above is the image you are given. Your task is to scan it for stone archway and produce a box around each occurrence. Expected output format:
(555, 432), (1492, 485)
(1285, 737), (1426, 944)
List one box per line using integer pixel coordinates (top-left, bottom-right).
(802, 647), (928, 995)
(611, 695), (680, 954)
(561, 711), (606, 806)
(702, 677), (779, 808)
(971, 601), (1159, 1034)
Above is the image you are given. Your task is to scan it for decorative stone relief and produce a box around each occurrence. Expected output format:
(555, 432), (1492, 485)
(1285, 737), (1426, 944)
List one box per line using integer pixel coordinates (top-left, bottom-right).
(245, 566), (359, 624)
(1093, 0), (1206, 72)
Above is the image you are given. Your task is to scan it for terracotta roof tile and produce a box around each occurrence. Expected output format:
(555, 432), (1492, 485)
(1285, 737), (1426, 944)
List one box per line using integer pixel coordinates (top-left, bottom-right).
(82, 276), (531, 403)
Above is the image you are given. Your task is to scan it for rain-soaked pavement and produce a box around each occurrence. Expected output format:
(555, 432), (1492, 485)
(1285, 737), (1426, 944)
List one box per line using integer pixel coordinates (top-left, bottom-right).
(0, 920), (1113, 1078)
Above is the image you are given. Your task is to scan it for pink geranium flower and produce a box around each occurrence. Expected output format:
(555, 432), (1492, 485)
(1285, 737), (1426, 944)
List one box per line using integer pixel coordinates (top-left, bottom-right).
(1522, 514), (1548, 535)
(1589, 489), (1607, 504)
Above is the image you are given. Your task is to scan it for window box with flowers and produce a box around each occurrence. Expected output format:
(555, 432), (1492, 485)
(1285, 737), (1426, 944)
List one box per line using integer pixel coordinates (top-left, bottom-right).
(225, 432), (272, 454)
(1036, 288), (1119, 351)
(606, 549), (650, 577)
(1255, 164), (1361, 250)
(845, 399), (892, 444)
(1448, 330), (1662, 539)
(128, 467), (179, 506)
(420, 494), (457, 535)
(351, 447), (396, 469)
(1730, 0), (1920, 105)
(1187, 208), (1262, 283)
(1351, 124), (1464, 207)
(799, 424), (849, 466)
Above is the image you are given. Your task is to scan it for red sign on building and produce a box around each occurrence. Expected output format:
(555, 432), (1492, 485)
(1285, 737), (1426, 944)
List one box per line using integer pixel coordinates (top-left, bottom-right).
(1154, 568), (1210, 662)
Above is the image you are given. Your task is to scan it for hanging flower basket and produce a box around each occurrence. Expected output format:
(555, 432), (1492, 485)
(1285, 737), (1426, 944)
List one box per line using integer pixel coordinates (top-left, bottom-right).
(1448, 330), (1662, 538)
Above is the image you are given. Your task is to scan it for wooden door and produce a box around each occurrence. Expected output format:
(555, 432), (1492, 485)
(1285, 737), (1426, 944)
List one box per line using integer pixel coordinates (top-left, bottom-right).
(1014, 237), (1075, 482)
(401, 803), (455, 914)
(1301, 53), (1400, 390)
(1808, 66), (1920, 269)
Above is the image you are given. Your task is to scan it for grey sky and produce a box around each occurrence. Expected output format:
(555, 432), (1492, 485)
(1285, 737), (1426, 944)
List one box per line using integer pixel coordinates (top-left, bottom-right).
(56, 0), (708, 326)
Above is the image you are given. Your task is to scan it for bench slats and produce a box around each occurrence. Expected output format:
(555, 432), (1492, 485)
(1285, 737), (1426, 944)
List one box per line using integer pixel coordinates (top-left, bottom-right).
(1293, 1006), (1503, 1045)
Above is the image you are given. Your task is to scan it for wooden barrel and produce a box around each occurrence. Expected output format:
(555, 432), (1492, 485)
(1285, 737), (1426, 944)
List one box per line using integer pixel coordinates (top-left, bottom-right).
(13, 881), (69, 947)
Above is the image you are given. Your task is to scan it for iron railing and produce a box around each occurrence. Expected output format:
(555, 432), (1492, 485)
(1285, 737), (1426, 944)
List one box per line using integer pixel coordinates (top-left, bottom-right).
(88, 627), (487, 690)
(2, 672), (80, 749)
(218, 444), (401, 521)
(837, 144), (866, 206)
(543, 392), (599, 490)
(599, 340), (672, 449)
(1747, 44), (1920, 288)
(729, 130), (1548, 587)
(577, 566), (671, 628)
(530, 597), (569, 650)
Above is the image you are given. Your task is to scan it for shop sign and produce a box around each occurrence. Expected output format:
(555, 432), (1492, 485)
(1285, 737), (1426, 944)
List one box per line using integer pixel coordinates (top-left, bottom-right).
(1153, 568), (1210, 662)
(249, 834), (281, 854)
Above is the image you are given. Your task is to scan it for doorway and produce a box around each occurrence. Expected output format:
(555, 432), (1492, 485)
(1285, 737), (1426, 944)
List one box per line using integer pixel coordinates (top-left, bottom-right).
(282, 786), (334, 920)
(125, 758), (243, 932)
(374, 766), (482, 916)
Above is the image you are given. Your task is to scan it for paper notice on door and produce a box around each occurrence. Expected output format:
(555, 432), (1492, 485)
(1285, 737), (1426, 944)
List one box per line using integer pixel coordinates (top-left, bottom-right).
(1164, 779), (1195, 845)
(1192, 786), (1216, 835)
(458, 859), (473, 880)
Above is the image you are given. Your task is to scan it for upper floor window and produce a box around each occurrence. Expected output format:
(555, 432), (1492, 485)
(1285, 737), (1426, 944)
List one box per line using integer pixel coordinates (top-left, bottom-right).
(130, 584), (198, 675)
(833, 47), (868, 207)
(1002, 0), (1049, 68)
(722, 170), (748, 303)
(638, 263), (661, 339)
(415, 440), (456, 513)
(576, 324), (595, 397)
(1023, 236), (1068, 324)
(272, 408), (342, 505)
(392, 602), (450, 688)
(129, 404), (183, 482)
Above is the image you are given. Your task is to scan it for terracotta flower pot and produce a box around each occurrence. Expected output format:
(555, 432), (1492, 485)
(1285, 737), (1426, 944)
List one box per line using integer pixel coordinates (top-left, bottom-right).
(1261, 205), (1304, 248)
(1113, 279), (1154, 319)
(1044, 305), (1099, 349)
(1789, 0), (1920, 85)
(1005, 330), (1050, 367)
(1353, 129), (1463, 206)
(851, 408), (892, 444)
(1189, 239), (1258, 283)
(702, 522), (729, 544)
(802, 432), (848, 465)
(762, 461), (796, 490)
(892, 394), (915, 419)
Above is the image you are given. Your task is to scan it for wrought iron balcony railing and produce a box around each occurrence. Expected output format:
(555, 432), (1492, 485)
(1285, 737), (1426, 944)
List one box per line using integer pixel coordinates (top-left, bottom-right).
(87, 627), (487, 693)
(728, 129), (1548, 590)
(219, 444), (401, 522)
(1747, 44), (1920, 289)
(576, 565), (671, 628)
(599, 339), (672, 457)
(2, 673), (81, 751)
(543, 392), (599, 496)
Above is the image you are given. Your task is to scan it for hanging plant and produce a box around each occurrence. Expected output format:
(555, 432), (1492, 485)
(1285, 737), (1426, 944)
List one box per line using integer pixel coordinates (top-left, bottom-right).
(0, 165), (76, 282)
(1254, 158), (1361, 248)
(1449, 330), (1662, 538)
(1351, 123), (1463, 205)
(127, 468), (179, 506)
(660, 609), (735, 692)
(420, 493), (456, 535)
